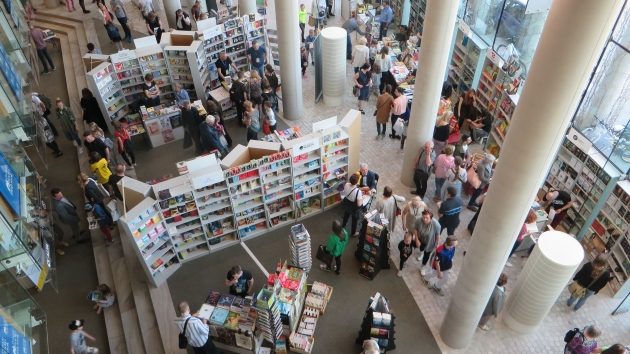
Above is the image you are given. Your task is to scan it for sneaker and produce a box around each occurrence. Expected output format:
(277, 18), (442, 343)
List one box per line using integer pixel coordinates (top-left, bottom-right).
(397, 270), (402, 277)
(319, 264), (331, 272)
(51, 67), (57, 71)
(479, 325), (490, 331)
(432, 286), (445, 296)
(56, 248), (65, 256)
(420, 268), (426, 276)
(505, 261), (513, 267)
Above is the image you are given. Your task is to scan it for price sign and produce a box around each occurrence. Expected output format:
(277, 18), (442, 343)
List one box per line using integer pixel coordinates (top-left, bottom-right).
(487, 49), (502, 67)
(458, 20), (470, 36)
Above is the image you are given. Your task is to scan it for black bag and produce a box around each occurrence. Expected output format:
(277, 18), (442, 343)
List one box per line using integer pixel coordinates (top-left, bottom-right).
(564, 328), (581, 343)
(342, 188), (360, 212)
(178, 318), (191, 349)
(316, 244), (333, 264)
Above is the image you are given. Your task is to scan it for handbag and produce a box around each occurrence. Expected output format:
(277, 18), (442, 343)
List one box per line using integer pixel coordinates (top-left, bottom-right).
(393, 118), (405, 133)
(394, 198), (401, 216)
(568, 281), (586, 298)
(178, 317), (191, 349)
(467, 166), (481, 189)
(316, 244), (333, 264)
(308, 16), (316, 27)
(352, 86), (359, 97)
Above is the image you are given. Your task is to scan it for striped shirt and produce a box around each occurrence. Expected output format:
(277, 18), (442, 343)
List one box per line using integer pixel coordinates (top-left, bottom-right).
(175, 315), (209, 348)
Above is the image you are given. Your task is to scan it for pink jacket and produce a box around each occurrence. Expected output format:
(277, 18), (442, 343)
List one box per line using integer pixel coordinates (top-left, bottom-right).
(434, 154), (455, 178)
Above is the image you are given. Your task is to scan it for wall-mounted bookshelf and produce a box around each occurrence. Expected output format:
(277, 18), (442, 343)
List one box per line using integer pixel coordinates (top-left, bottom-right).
(448, 22), (488, 98)
(118, 198), (181, 287)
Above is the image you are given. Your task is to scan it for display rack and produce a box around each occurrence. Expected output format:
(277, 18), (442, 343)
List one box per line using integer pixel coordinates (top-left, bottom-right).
(118, 197), (181, 287)
(140, 104), (184, 147)
(321, 128), (350, 209)
(199, 290), (262, 353)
(254, 288), (283, 345)
(225, 157), (267, 239)
(110, 50), (144, 114)
(599, 181), (630, 297)
(223, 16), (249, 72)
(260, 150), (294, 228)
(289, 281), (333, 354)
(152, 175), (207, 262)
(189, 163), (240, 251)
(448, 22), (488, 97)
(200, 25), (226, 91)
(86, 61), (125, 124)
(164, 44), (197, 101)
(356, 210), (390, 280)
(285, 136), (323, 219)
(289, 224), (312, 272)
(408, 0), (426, 35)
(136, 45), (174, 103)
(244, 14), (266, 47)
(356, 292), (396, 353)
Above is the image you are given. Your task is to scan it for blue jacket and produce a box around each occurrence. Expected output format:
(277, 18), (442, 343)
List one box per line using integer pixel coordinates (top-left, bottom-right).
(199, 122), (227, 155)
(92, 203), (112, 227)
(380, 6), (393, 24)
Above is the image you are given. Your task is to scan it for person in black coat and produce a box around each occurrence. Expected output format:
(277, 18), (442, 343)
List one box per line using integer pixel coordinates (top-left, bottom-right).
(80, 88), (109, 134)
(180, 100), (204, 154)
(356, 162), (379, 191)
(567, 255), (612, 311)
(199, 115), (227, 156)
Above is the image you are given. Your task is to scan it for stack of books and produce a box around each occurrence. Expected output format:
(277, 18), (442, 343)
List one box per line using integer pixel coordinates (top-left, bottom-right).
(289, 224), (312, 272)
(254, 289), (283, 344)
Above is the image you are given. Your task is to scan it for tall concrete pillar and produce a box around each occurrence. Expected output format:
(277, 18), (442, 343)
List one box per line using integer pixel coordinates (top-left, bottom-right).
(274, 0), (304, 119)
(238, 0), (256, 16)
(163, 0), (183, 29)
(400, 0), (458, 186)
(439, 0), (624, 349)
(504, 231), (583, 333)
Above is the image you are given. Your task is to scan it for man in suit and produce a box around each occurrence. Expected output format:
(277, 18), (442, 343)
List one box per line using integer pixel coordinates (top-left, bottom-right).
(356, 162), (379, 192)
(51, 188), (86, 243)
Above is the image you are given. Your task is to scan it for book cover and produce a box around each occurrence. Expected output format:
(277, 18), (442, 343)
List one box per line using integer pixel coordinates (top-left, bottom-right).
(197, 304), (215, 321)
(218, 294), (236, 308)
(224, 311), (240, 330)
(209, 307), (230, 325)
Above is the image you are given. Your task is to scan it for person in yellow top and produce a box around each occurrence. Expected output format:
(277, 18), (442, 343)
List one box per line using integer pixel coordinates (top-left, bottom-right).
(89, 151), (112, 186)
(299, 3), (308, 43)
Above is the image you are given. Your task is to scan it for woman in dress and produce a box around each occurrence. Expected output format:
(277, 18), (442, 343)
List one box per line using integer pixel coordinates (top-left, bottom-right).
(80, 88), (109, 134)
(354, 63), (372, 114)
(375, 84), (394, 139)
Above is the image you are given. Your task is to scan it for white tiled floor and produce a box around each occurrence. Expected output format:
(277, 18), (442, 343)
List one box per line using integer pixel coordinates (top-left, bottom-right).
(283, 17), (630, 353)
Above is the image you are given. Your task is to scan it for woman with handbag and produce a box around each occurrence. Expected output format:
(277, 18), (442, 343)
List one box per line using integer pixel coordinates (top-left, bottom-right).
(319, 220), (349, 275)
(98, 2), (124, 51)
(374, 85), (393, 139)
(374, 186), (405, 232)
(567, 255), (612, 311)
(341, 174), (364, 238)
(354, 63), (372, 114)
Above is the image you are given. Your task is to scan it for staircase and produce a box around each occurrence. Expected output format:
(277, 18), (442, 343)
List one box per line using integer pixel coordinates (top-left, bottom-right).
(32, 7), (184, 354)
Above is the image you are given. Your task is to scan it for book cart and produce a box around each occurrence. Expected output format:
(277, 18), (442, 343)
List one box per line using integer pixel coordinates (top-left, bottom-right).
(196, 290), (263, 354)
(543, 128), (628, 297)
(116, 111), (360, 287)
(356, 292), (396, 353)
(356, 210), (391, 280)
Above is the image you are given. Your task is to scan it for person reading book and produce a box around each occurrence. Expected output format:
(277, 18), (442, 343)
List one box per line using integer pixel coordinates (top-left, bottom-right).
(90, 283), (116, 315)
(176, 301), (218, 354)
(225, 265), (254, 297)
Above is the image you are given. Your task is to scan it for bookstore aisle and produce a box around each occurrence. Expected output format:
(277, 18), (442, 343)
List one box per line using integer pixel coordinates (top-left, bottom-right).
(168, 206), (441, 354)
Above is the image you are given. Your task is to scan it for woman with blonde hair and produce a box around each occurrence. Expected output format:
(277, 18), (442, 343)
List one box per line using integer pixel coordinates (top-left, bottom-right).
(242, 101), (260, 142)
(248, 70), (263, 106)
(433, 110), (452, 154)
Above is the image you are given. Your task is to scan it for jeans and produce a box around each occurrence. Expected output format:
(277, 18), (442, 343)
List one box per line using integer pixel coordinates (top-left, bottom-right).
(326, 254), (342, 273)
(472, 127), (489, 142)
(567, 289), (594, 311)
(299, 23), (305, 42)
(399, 255), (409, 270)
(509, 239), (522, 257)
(246, 128), (258, 142)
(254, 65), (264, 77)
(346, 34), (352, 59)
(439, 217), (459, 236)
(64, 130), (82, 146)
(434, 177), (446, 199)
(117, 16), (132, 40)
(342, 208), (359, 237)
(46, 141), (61, 154)
(192, 335), (218, 354)
(376, 122), (386, 135)
(36, 48), (55, 72)
(379, 22), (389, 40)
(426, 268), (450, 290)
(120, 139), (136, 166)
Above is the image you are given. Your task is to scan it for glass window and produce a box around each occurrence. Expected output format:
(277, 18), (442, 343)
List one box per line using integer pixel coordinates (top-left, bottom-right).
(457, 0), (467, 19)
(573, 43), (630, 173)
(612, 3), (630, 50)
(464, 0), (505, 46)
(493, 0), (549, 73)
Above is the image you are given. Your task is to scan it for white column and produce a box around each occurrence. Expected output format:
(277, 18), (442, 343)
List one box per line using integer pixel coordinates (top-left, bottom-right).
(238, 0), (256, 16)
(321, 27), (347, 107)
(439, 0), (624, 349)
(400, 0), (459, 186)
(163, 0), (182, 29)
(504, 231), (583, 333)
(274, 0), (304, 119)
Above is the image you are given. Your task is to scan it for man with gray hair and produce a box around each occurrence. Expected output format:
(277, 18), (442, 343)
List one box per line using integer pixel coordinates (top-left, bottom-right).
(175, 301), (218, 354)
(355, 162), (379, 191)
(199, 115), (227, 156)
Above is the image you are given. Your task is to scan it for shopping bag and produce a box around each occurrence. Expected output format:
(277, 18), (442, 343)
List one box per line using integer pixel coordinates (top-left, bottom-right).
(316, 245), (333, 264)
(393, 118), (404, 133)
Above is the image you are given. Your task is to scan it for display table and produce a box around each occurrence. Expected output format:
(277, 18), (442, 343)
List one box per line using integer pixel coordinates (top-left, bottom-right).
(140, 104), (184, 147)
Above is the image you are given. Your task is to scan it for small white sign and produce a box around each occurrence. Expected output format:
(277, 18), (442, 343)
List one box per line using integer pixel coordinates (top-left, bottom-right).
(458, 19), (471, 36)
(312, 117), (338, 132)
(566, 127), (592, 154)
(487, 49), (502, 67)
(292, 138), (321, 156)
(202, 25), (223, 39)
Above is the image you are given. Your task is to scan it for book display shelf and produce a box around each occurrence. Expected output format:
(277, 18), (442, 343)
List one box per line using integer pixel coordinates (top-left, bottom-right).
(244, 15), (266, 47)
(289, 281), (333, 354)
(118, 198), (181, 287)
(189, 164), (239, 252)
(223, 16), (249, 72)
(543, 130), (627, 297)
(136, 45), (174, 102)
(164, 44), (197, 101)
(356, 293), (396, 353)
(321, 128), (350, 209)
(86, 61), (125, 124)
(254, 288), (283, 346)
(284, 136), (323, 219)
(200, 25), (225, 90)
(356, 210), (390, 280)
(225, 158), (268, 240)
(110, 50), (142, 111)
(152, 175), (207, 262)
(260, 150), (294, 228)
(408, 0), (426, 35)
(186, 40), (210, 103)
(197, 290), (262, 353)
(448, 22), (487, 97)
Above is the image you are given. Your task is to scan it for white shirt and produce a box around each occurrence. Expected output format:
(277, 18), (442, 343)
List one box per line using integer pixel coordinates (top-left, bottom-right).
(351, 45), (370, 68)
(265, 108), (276, 126)
(376, 55), (392, 73)
(341, 183), (362, 204)
(175, 315), (208, 348)
(31, 94), (44, 115)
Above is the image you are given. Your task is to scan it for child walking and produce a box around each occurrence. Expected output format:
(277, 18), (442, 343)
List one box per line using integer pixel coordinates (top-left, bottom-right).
(397, 232), (419, 276)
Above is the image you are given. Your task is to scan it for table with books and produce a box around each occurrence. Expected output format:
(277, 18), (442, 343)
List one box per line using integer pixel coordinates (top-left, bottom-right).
(196, 291), (263, 354)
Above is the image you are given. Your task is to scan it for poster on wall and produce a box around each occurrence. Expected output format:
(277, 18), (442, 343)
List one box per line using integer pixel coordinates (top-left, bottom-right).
(0, 310), (32, 354)
(0, 43), (23, 100)
(0, 151), (21, 218)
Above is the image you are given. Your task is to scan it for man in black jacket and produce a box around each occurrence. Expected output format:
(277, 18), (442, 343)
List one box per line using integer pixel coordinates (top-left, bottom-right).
(356, 162), (379, 191)
(51, 188), (87, 245)
(181, 100), (204, 155)
(229, 71), (247, 123)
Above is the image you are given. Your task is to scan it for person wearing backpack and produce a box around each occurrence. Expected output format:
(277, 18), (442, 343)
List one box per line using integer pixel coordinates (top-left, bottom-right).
(422, 236), (457, 296)
(176, 301), (217, 354)
(564, 325), (600, 354)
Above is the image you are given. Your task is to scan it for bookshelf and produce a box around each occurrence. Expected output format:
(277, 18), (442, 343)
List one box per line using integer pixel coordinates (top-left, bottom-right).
(599, 181), (630, 297)
(408, 0), (426, 35)
(136, 45), (174, 103)
(285, 136), (323, 219)
(223, 16), (249, 72)
(254, 288), (283, 345)
(189, 163), (240, 252)
(200, 25), (225, 91)
(321, 128), (350, 209)
(118, 197), (181, 287)
(152, 175), (207, 262)
(448, 22), (488, 97)
(356, 210), (391, 280)
(244, 14), (266, 48)
(164, 45), (197, 102)
(86, 61), (125, 125)
(225, 159), (267, 240)
(260, 150), (294, 228)
(186, 40), (210, 103)
(355, 293), (396, 353)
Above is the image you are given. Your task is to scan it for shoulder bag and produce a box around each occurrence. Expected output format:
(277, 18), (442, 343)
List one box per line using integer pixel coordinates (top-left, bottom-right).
(178, 317), (191, 349)
(568, 270), (606, 298)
